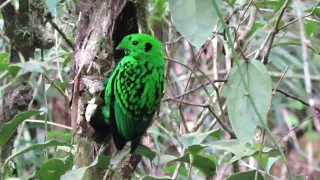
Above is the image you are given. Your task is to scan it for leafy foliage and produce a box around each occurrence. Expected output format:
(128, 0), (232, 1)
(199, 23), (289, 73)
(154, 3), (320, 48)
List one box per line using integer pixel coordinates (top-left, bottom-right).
(0, 0), (319, 179)
(227, 60), (272, 143)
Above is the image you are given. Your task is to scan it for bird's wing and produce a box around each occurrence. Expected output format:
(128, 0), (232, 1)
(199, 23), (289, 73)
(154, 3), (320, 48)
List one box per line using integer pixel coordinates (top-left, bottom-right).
(113, 56), (138, 142)
(103, 57), (131, 150)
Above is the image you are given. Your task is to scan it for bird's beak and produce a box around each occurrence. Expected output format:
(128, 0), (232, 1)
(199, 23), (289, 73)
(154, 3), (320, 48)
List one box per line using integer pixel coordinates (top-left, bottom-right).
(116, 45), (125, 50)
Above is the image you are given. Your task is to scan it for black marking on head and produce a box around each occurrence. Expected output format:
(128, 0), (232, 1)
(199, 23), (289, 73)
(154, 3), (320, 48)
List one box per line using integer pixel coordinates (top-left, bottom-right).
(128, 36), (132, 41)
(133, 56), (137, 60)
(132, 41), (139, 46)
(145, 42), (152, 52)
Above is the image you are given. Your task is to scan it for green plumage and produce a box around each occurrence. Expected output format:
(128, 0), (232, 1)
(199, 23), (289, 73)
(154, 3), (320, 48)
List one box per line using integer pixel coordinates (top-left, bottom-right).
(103, 33), (165, 153)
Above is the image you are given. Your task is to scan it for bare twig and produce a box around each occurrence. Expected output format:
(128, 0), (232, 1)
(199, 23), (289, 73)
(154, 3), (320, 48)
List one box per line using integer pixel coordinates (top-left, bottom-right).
(165, 97), (209, 108)
(43, 74), (69, 100)
(272, 67), (289, 94)
(25, 119), (72, 130)
(162, 80), (227, 102)
(278, 115), (314, 142)
(263, 0), (291, 64)
(279, 1), (320, 30)
(274, 89), (320, 112)
(45, 13), (74, 50)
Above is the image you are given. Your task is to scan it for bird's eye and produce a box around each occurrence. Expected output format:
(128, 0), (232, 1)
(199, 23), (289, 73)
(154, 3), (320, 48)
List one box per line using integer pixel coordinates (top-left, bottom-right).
(132, 41), (139, 46)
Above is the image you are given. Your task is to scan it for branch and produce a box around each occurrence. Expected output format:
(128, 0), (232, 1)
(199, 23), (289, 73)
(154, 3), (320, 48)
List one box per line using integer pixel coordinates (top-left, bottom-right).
(263, 0), (291, 64)
(45, 13), (74, 50)
(295, 0), (320, 132)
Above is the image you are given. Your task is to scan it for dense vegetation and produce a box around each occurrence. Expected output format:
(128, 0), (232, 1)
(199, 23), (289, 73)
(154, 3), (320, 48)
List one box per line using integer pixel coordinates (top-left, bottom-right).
(0, 0), (319, 179)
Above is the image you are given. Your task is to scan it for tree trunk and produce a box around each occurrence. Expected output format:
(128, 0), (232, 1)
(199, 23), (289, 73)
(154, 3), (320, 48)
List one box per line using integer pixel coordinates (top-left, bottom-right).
(0, 0), (54, 178)
(72, 0), (151, 179)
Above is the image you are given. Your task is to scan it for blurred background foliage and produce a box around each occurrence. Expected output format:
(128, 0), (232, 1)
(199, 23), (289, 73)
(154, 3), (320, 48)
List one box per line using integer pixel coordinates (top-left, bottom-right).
(0, 0), (320, 179)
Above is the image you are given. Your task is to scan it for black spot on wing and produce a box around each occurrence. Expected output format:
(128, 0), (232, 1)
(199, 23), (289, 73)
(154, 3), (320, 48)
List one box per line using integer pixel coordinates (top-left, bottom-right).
(136, 84), (145, 99)
(144, 62), (153, 75)
(145, 42), (152, 52)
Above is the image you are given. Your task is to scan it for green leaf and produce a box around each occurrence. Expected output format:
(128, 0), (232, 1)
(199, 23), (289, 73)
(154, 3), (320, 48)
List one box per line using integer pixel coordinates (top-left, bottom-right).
(53, 80), (67, 91)
(226, 170), (264, 180)
(39, 159), (67, 180)
(181, 129), (220, 154)
(226, 0), (236, 7)
(142, 176), (172, 180)
(182, 129), (220, 147)
(0, 64), (9, 71)
(62, 54), (72, 68)
(274, 0), (286, 12)
(314, 7), (320, 18)
(179, 154), (216, 177)
(163, 165), (188, 177)
(226, 60), (272, 143)
(287, 100), (304, 110)
(169, 0), (221, 49)
(61, 155), (110, 180)
(284, 114), (299, 125)
(136, 145), (156, 161)
(47, 131), (73, 141)
(155, 153), (216, 177)
(256, 1), (280, 8)
(248, 21), (265, 39)
(60, 167), (87, 180)
(2, 140), (73, 172)
(58, 155), (74, 172)
(8, 65), (21, 76)
(91, 154), (110, 168)
(305, 21), (318, 37)
(255, 153), (280, 174)
(0, 110), (41, 146)
(0, 53), (10, 65)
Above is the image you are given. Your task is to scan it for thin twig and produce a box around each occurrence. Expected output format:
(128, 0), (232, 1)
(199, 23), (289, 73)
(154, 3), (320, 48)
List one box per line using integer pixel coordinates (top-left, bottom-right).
(263, 0), (291, 64)
(162, 80), (227, 102)
(165, 97), (209, 108)
(278, 115), (314, 142)
(166, 58), (211, 97)
(164, 36), (182, 45)
(43, 74), (69, 100)
(295, 0), (320, 133)
(279, 1), (320, 30)
(274, 89), (320, 112)
(25, 119), (72, 130)
(272, 67), (289, 94)
(255, 130), (265, 180)
(45, 13), (74, 50)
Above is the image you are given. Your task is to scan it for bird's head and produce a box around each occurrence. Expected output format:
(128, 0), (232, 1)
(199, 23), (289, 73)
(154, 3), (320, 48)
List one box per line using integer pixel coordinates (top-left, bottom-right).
(116, 33), (163, 56)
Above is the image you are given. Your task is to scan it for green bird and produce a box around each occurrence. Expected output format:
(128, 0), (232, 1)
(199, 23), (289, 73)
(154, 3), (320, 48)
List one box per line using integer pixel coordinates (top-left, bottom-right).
(103, 33), (165, 153)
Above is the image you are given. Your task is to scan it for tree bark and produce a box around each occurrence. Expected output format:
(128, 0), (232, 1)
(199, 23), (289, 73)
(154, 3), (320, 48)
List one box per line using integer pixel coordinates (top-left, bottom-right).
(0, 0), (54, 178)
(72, 0), (152, 179)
